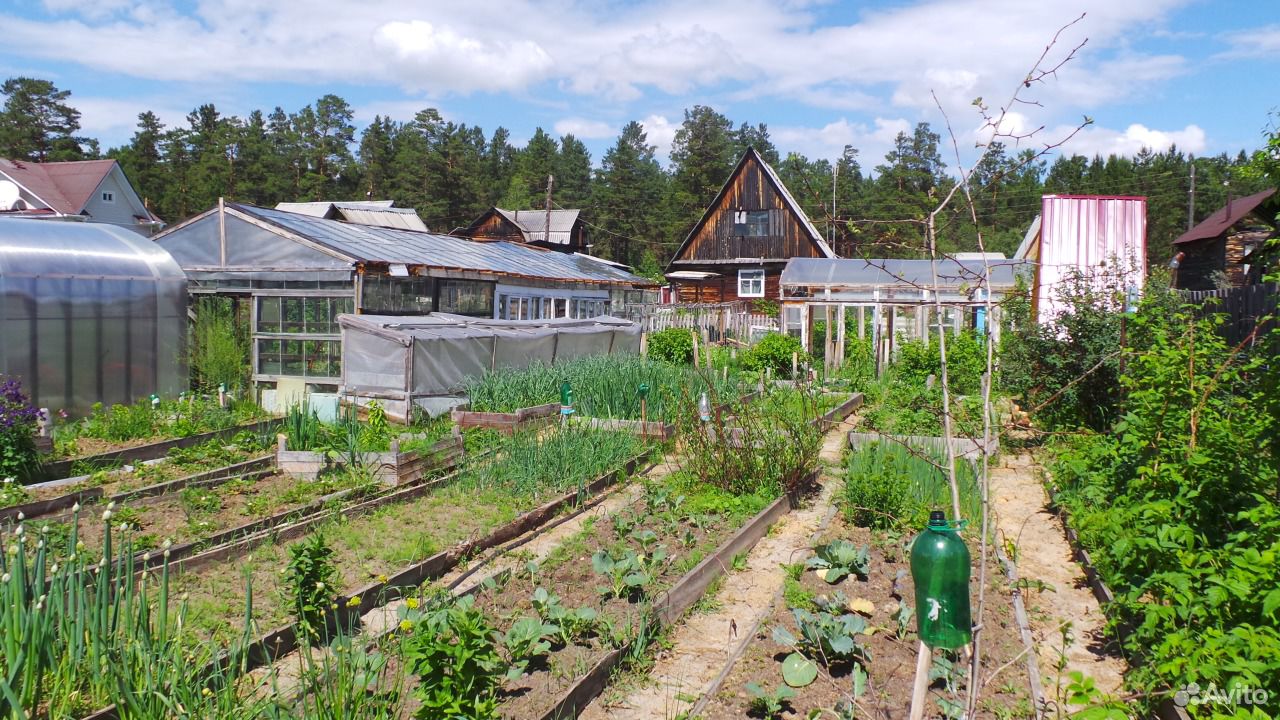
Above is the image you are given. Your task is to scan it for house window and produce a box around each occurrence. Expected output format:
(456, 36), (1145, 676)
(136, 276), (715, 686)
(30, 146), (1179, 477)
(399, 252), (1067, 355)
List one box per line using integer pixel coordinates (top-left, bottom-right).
(101, 192), (114, 203)
(732, 210), (770, 237)
(738, 269), (766, 298)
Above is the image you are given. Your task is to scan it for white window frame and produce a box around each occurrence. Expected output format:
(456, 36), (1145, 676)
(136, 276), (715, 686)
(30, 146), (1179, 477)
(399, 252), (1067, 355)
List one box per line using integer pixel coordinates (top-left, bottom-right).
(738, 268), (766, 298)
(101, 191), (115, 203)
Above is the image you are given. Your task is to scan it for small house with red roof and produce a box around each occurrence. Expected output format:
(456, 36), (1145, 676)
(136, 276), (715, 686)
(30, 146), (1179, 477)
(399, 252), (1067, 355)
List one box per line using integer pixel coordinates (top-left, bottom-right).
(0, 158), (163, 235)
(1172, 188), (1276, 291)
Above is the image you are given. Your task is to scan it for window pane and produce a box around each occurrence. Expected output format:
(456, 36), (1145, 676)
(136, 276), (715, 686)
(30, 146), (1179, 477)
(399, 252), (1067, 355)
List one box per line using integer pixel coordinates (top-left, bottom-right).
(257, 297), (280, 333)
(257, 339), (281, 374)
(282, 298), (306, 333)
(281, 339), (304, 375)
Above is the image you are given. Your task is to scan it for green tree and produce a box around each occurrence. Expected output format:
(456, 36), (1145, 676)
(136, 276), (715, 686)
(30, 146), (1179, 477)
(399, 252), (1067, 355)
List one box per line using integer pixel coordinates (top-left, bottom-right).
(0, 77), (88, 161)
(670, 105), (736, 235)
(555, 134), (593, 208)
(502, 127), (558, 208)
(732, 121), (778, 165)
(594, 120), (670, 265)
(358, 115), (397, 199)
(865, 122), (952, 256)
(109, 111), (166, 216)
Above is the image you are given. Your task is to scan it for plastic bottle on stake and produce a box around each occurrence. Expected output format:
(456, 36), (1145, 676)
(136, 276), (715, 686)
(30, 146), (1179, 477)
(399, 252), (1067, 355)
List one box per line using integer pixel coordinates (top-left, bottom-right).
(910, 511), (972, 650)
(698, 391), (711, 422)
(560, 381), (574, 416)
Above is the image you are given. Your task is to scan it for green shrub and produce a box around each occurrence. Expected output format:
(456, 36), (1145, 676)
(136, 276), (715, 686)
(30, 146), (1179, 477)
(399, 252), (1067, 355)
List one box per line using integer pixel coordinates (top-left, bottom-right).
(189, 296), (249, 392)
(285, 532), (339, 639)
(744, 332), (808, 378)
(893, 331), (985, 395)
(647, 327), (695, 364)
(402, 595), (504, 719)
(0, 376), (42, 481)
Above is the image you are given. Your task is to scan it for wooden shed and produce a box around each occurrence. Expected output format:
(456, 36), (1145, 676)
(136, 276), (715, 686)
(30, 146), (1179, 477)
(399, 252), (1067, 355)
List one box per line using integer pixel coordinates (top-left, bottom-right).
(459, 207), (588, 253)
(1172, 188), (1276, 291)
(665, 148), (835, 303)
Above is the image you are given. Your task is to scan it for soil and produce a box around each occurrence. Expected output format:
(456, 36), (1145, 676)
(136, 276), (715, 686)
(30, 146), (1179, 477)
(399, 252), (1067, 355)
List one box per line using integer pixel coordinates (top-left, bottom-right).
(23, 445), (262, 505)
(579, 416), (853, 720)
(403, 468), (767, 720)
(172, 482), (520, 643)
(697, 513), (1032, 720)
(987, 451), (1127, 701)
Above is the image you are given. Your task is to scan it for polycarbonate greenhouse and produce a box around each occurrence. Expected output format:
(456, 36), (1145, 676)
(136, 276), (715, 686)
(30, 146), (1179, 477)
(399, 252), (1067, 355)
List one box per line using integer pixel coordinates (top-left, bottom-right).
(339, 313), (641, 419)
(0, 218), (188, 414)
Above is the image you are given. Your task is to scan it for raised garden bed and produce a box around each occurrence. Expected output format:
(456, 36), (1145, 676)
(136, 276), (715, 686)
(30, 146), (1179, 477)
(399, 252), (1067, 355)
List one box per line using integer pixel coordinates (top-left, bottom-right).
(452, 402), (560, 434)
(847, 429), (998, 459)
(691, 510), (1032, 719)
(276, 433), (465, 484)
(35, 417), (281, 481)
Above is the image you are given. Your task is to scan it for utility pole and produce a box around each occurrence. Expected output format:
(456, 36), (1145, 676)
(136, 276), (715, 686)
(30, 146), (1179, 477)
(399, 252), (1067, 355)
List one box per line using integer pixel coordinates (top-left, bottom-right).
(544, 174), (555, 246)
(831, 163), (839, 250)
(1187, 162), (1196, 231)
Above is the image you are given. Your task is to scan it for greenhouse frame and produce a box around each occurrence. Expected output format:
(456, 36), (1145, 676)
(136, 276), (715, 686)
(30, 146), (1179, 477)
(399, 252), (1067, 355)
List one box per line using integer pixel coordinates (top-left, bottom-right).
(153, 201), (655, 410)
(339, 313), (642, 419)
(779, 256), (1027, 372)
(0, 218), (187, 414)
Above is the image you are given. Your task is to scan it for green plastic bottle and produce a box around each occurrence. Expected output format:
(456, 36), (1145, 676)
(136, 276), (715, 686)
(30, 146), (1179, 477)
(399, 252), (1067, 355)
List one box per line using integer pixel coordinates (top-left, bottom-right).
(910, 510), (972, 649)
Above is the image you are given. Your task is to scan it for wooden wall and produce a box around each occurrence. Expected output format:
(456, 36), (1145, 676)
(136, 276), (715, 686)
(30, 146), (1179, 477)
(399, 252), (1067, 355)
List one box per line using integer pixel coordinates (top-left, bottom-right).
(467, 212), (523, 241)
(675, 271), (781, 304)
(677, 154), (825, 263)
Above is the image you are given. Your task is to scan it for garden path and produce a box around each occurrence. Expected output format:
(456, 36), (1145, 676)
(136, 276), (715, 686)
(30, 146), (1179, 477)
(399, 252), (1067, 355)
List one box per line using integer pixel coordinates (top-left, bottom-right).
(578, 420), (851, 720)
(988, 450), (1127, 702)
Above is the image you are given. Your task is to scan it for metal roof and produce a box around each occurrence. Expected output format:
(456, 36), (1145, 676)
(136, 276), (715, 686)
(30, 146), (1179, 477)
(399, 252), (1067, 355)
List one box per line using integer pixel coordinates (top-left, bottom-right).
(494, 208), (580, 245)
(0, 158), (115, 215)
(1173, 188), (1276, 245)
(274, 201), (429, 232)
(780, 257), (1024, 290)
(239, 204), (652, 287)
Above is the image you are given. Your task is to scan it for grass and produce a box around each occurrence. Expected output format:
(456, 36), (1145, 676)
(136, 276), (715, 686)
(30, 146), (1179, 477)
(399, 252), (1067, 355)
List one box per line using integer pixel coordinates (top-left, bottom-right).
(465, 354), (741, 423)
(842, 441), (982, 530)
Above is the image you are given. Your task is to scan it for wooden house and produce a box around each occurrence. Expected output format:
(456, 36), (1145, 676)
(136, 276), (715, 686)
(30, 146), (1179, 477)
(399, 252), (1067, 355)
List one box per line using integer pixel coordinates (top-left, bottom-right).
(459, 207), (588, 253)
(665, 148), (835, 303)
(1172, 188), (1276, 291)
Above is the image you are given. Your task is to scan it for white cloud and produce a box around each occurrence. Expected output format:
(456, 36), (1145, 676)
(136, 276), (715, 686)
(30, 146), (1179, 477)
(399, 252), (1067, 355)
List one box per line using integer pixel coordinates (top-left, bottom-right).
(1059, 122), (1207, 157)
(73, 96), (187, 148)
(773, 117), (913, 167)
(373, 20), (553, 94)
(640, 115), (678, 164)
(553, 118), (616, 139)
(1217, 25), (1280, 59)
(352, 99), (443, 125)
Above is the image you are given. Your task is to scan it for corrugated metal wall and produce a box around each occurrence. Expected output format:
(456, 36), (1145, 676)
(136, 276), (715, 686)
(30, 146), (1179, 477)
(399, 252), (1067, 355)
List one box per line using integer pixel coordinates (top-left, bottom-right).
(1036, 196), (1147, 324)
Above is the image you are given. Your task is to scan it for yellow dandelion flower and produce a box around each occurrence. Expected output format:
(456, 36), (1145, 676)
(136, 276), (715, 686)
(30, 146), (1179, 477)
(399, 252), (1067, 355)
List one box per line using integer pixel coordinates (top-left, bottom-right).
(406, 597), (419, 610)
(399, 619), (414, 632)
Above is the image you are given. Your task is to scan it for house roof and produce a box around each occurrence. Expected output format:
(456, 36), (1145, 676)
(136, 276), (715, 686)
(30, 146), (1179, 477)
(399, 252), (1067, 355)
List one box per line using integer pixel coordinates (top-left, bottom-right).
(479, 207), (581, 245)
(0, 158), (121, 215)
(1174, 188), (1277, 245)
(216, 203), (653, 287)
(667, 148), (835, 270)
(274, 200), (429, 232)
(780, 257), (1024, 292)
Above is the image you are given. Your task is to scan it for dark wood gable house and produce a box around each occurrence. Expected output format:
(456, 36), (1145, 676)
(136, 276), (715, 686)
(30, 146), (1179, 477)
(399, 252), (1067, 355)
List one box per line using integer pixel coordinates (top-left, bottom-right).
(1173, 188), (1277, 291)
(666, 147), (835, 303)
(459, 207), (588, 253)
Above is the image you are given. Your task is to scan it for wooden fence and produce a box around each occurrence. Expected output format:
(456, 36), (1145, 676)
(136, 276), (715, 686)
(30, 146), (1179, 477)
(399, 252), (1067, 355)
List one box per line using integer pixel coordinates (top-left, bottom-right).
(1182, 282), (1277, 346)
(620, 302), (778, 344)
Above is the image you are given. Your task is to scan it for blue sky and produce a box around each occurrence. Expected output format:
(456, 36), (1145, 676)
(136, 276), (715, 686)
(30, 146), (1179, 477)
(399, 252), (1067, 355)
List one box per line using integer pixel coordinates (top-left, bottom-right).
(1, 0), (1277, 172)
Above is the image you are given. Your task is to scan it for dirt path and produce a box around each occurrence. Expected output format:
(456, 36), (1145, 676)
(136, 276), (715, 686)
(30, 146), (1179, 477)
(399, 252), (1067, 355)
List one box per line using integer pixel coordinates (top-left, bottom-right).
(988, 451), (1127, 701)
(579, 422), (851, 720)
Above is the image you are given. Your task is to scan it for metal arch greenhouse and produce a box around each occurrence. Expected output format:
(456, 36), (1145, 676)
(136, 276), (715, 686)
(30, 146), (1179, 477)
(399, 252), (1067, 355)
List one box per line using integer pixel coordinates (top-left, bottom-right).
(0, 218), (188, 414)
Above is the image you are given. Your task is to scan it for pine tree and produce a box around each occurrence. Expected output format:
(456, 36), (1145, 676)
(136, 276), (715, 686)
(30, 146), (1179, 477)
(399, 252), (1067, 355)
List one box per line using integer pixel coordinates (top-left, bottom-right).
(109, 111), (166, 215)
(502, 128), (558, 208)
(595, 120), (670, 265)
(670, 106), (736, 237)
(0, 77), (88, 161)
(732, 121), (779, 165)
(555, 134), (592, 208)
(358, 115), (397, 199)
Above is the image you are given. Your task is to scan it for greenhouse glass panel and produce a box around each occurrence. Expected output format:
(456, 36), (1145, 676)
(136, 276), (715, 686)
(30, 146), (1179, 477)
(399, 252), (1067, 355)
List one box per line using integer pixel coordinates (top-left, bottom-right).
(0, 219), (187, 415)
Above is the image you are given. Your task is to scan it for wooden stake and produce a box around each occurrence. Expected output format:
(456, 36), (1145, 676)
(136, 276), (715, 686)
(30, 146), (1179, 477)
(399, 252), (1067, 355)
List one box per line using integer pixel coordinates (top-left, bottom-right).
(909, 641), (932, 720)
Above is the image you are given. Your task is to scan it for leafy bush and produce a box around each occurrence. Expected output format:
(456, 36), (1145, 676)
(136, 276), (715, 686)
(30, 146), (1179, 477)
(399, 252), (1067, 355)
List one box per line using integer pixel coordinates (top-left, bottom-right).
(894, 331), (985, 395)
(0, 376), (42, 481)
(675, 385), (823, 498)
(189, 296), (249, 392)
(646, 327), (696, 364)
(401, 595), (504, 719)
(285, 532), (339, 638)
(1050, 307), (1279, 712)
(744, 332), (808, 378)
